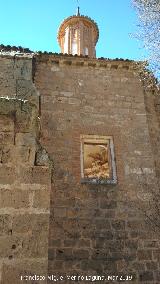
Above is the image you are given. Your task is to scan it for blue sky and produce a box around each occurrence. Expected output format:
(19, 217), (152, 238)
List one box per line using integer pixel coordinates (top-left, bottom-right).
(0, 0), (145, 60)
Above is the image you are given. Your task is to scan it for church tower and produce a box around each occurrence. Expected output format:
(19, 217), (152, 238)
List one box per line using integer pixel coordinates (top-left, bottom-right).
(57, 7), (99, 58)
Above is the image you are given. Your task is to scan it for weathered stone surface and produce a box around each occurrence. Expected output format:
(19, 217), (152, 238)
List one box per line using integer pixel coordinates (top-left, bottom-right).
(0, 189), (30, 209)
(0, 57), (52, 284)
(15, 133), (36, 146)
(34, 55), (160, 283)
(0, 215), (12, 236)
(33, 189), (50, 209)
(0, 54), (159, 284)
(0, 116), (14, 132)
(19, 166), (51, 184)
(139, 271), (154, 282)
(1, 260), (48, 284)
(0, 166), (15, 184)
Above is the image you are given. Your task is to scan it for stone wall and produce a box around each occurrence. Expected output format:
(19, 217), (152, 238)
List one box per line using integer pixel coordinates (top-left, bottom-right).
(0, 55), (38, 106)
(144, 89), (160, 182)
(0, 53), (159, 283)
(0, 55), (52, 284)
(34, 55), (160, 283)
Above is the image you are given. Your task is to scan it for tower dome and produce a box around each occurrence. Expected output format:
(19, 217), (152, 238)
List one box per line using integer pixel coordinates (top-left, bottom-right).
(57, 8), (99, 58)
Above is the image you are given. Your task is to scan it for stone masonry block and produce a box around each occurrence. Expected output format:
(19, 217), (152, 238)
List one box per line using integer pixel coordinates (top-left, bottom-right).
(56, 248), (73, 260)
(14, 59), (32, 80)
(73, 249), (90, 259)
(0, 132), (14, 145)
(1, 146), (14, 164)
(0, 189), (30, 209)
(12, 214), (49, 234)
(1, 260), (48, 284)
(99, 200), (117, 209)
(33, 189), (50, 209)
(0, 115), (14, 132)
(15, 145), (35, 164)
(60, 91), (73, 97)
(54, 208), (67, 218)
(138, 250), (153, 261)
(0, 235), (23, 258)
(20, 230), (49, 258)
(0, 214), (12, 236)
(0, 166), (15, 184)
(14, 146), (36, 166)
(19, 166), (51, 184)
(1, 264), (24, 284)
(16, 79), (39, 107)
(1, 145), (36, 165)
(15, 133), (36, 147)
(139, 271), (154, 282)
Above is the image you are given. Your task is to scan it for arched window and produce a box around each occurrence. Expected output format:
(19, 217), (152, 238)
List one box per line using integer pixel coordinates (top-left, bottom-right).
(64, 28), (69, 53)
(72, 40), (77, 55)
(72, 29), (78, 55)
(84, 47), (88, 56)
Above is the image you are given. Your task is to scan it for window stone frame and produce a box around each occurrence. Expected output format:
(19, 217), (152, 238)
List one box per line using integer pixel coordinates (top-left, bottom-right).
(80, 135), (117, 185)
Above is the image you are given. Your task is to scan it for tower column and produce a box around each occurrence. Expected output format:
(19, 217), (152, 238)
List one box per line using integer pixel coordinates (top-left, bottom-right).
(79, 22), (84, 55)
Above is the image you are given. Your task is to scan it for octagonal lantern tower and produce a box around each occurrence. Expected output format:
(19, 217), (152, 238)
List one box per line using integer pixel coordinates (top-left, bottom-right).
(57, 7), (99, 58)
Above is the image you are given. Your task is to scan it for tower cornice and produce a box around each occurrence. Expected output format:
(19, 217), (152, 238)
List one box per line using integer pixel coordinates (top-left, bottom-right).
(57, 15), (99, 46)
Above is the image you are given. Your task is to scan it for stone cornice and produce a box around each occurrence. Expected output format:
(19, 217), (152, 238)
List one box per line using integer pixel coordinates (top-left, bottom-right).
(57, 15), (99, 44)
(0, 50), (143, 72)
(35, 53), (140, 71)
